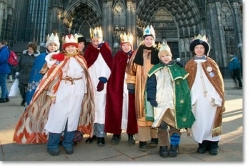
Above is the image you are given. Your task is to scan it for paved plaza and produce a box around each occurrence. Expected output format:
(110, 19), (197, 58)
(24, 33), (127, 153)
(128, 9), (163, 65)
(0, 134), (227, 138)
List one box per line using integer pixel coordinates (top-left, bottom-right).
(0, 79), (244, 164)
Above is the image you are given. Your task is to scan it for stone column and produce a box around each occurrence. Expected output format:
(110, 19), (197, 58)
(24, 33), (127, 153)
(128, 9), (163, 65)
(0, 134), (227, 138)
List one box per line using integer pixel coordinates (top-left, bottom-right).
(0, 2), (6, 38)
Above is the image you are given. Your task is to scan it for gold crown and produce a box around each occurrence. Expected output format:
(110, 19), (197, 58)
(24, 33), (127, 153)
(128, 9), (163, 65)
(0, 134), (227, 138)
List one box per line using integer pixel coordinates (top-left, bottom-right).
(143, 25), (155, 39)
(90, 27), (103, 39)
(63, 34), (77, 44)
(193, 34), (208, 42)
(120, 33), (133, 45)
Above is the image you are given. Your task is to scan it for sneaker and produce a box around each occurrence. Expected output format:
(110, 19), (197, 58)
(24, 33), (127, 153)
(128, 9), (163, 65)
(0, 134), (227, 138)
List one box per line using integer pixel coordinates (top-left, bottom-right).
(127, 134), (135, 146)
(47, 148), (60, 156)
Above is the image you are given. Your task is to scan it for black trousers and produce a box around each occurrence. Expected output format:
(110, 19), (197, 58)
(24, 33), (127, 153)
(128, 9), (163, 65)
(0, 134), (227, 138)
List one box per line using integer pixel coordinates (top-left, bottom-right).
(231, 69), (242, 88)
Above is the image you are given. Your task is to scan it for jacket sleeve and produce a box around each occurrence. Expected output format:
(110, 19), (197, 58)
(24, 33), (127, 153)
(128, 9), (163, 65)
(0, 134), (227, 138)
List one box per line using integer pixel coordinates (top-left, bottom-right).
(146, 74), (157, 101)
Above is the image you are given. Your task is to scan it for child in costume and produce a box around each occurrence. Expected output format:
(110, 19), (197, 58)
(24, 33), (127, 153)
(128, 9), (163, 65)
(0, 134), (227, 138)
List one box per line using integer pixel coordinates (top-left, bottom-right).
(13, 34), (95, 156)
(126, 25), (159, 151)
(26, 33), (60, 106)
(84, 27), (112, 146)
(105, 33), (137, 146)
(145, 42), (195, 158)
(185, 34), (225, 155)
(74, 33), (87, 56)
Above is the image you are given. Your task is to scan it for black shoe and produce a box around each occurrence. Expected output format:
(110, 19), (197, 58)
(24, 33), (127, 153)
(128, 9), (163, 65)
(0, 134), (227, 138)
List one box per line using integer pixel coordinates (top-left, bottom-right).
(159, 146), (168, 158)
(149, 138), (158, 147)
(5, 98), (9, 102)
(110, 134), (121, 145)
(139, 141), (148, 151)
(169, 145), (179, 157)
(47, 148), (60, 156)
(208, 141), (219, 155)
(85, 135), (96, 144)
(0, 98), (6, 103)
(127, 134), (135, 146)
(64, 147), (74, 155)
(97, 137), (105, 147)
(20, 100), (25, 106)
(197, 141), (209, 154)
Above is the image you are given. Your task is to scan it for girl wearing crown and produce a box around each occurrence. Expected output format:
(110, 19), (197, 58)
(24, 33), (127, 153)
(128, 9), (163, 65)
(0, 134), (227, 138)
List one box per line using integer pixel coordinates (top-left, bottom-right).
(104, 33), (138, 146)
(185, 35), (225, 155)
(25, 33), (60, 106)
(84, 27), (112, 146)
(13, 34), (95, 156)
(145, 43), (195, 157)
(126, 25), (159, 151)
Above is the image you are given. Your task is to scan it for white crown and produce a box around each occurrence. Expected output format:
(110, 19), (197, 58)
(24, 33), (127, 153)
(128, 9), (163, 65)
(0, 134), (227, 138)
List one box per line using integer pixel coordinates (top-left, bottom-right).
(120, 33), (133, 45)
(193, 34), (208, 42)
(143, 25), (155, 39)
(64, 34), (77, 44)
(90, 27), (103, 39)
(46, 33), (60, 47)
(74, 33), (83, 40)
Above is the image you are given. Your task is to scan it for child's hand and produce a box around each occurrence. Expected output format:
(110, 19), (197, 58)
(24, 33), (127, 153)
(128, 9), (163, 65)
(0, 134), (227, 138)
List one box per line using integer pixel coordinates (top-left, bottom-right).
(52, 53), (65, 61)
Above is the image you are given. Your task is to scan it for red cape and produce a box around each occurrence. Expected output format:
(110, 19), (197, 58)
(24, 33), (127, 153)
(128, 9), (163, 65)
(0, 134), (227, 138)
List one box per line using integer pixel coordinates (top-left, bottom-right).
(84, 42), (112, 69)
(104, 50), (138, 135)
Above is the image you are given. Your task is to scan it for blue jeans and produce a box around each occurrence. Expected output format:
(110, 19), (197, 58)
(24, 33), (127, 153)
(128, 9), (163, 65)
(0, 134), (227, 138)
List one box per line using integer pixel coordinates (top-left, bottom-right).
(47, 121), (75, 150)
(0, 73), (9, 98)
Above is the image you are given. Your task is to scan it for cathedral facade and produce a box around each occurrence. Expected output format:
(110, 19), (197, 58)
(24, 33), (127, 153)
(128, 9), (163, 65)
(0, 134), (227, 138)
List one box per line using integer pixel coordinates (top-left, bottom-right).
(0, 0), (243, 75)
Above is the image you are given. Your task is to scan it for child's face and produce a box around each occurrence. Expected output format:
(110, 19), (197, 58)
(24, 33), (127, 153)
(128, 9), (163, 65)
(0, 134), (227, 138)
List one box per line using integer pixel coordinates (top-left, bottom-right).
(160, 53), (172, 64)
(27, 47), (34, 54)
(91, 37), (101, 48)
(194, 44), (205, 56)
(65, 45), (77, 54)
(47, 43), (58, 53)
(78, 42), (85, 51)
(144, 36), (154, 47)
(121, 43), (132, 53)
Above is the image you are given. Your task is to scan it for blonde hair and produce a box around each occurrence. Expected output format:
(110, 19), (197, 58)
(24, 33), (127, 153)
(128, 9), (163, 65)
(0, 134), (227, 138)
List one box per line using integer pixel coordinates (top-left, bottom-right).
(158, 50), (172, 58)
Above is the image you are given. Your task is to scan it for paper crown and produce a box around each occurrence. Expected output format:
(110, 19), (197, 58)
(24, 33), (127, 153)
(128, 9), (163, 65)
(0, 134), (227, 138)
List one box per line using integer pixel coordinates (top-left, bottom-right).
(74, 33), (86, 43)
(190, 34), (210, 55)
(193, 34), (208, 42)
(46, 33), (60, 47)
(143, 25), (155, 39)
(62, 34), (78, 50)
(158, 39), (172, 57)
(120, 33), (133, 45)
(90, 27), (103, 39)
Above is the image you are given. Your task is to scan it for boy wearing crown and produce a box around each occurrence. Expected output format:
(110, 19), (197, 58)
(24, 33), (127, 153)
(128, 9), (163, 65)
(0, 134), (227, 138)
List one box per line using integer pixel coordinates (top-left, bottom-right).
(126, 25), (159, 151)
(185, 35), (225, 155)
(84, 27), (112, 146)
(145, 42), (195, 157)
(25, 33), (60, 106)
(13, 34), (95, 156)
(105, 33), (138, 146)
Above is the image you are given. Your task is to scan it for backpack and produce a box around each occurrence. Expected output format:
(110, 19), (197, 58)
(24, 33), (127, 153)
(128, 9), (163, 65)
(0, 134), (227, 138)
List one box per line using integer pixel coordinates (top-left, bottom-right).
(8, 51), (18, 66)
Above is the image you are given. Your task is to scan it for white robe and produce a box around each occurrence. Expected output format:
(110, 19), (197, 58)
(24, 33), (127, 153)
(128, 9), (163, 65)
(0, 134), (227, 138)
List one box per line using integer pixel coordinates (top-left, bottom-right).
(88, 52), (111, 124)
(190, 60), (222, 143)
(44, 57), (87, 133)
(121, 73), (129, 130)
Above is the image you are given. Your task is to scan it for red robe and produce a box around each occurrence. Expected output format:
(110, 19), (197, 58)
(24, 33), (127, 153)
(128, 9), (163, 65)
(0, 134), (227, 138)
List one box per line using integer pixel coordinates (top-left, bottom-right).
(84, 42), (112, 69)
(105, 50), (138, 135)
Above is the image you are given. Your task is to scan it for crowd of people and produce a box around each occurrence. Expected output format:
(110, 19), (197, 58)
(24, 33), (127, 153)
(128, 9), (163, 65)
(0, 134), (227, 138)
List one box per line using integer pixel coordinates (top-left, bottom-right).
(0, 25), (233, 158)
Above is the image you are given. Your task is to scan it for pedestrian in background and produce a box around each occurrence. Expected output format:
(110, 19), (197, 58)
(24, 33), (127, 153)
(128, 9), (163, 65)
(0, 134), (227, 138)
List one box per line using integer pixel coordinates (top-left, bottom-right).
(15, 42), (40, 106)
(105, 33), (138, 146)
(228, 53), (242, 89)
(0, 40), (10, 103)
(185, 34), (225, 156)
(126, 25), (159, 151)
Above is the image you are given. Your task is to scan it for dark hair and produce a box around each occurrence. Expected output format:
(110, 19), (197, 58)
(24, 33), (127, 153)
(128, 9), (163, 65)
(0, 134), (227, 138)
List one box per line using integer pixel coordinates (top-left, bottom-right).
(0, 40), (8, 45)
(27, 42), (38, 51)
